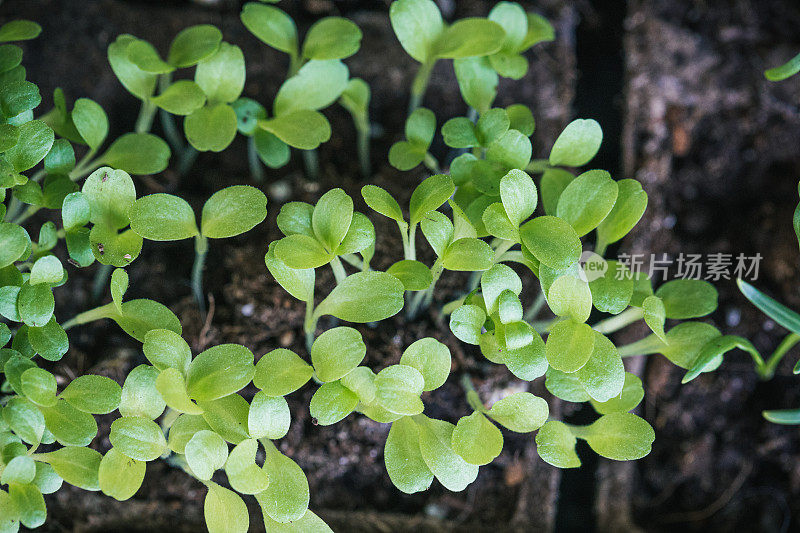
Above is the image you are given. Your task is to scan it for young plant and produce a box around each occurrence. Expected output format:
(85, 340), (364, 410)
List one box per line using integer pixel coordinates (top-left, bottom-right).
(240, 1), (369, 179)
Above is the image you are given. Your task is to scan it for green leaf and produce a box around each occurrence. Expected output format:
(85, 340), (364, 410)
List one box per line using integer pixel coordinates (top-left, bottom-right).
(361, 185), (405, 225)
(61, 192), (91, 232)
(451, 412), (503, 465)
(129, 193), (198, 241)
(312, 188), (353, 253)
(303, 17), (362, 60)
(642, 295), (667, 343)
(660, 322), (722, 370)
(0, 222), (30, 268)
(20, 368), (57, 407)
(61, 375), (121, 414)
(276, 201), (315, 236)
(197, 394), (250, 444)
(185, 104), (238, 152)
(37, 446), (101, 491)
(500, 169), (537, 226)
(590, 373), (644, 414)
(240, 3), (298, 56)
(109, 268), (128, 316)
(433, 18), (504, 59)
(682, 335), (761, 384)
(186, 344), (255, 402)
(583, 413), (655, 461)
(311, 326), (366, 382)
(588, 260), (633, 314)
(71, 98), (108, 150)
(274, 59), (349, 116)
(442, 238), (494, 271)
(449, 304), (486, 345)
(387, 260), (432, 291)
(8, 482), (45, 528)
(168, 24), (222, 68)
(389, 0), (443, 63)
(545, 320), (595, 373)
(150, 80), (206, 115)
(98, 447), (145, 501)
(0, 80), (41, 120)
(421, 210), (454, 257)
(196, 43), (245, 104)
(141, 330), (190, 374)
(205, 482), (249, 533)
(29, 255), (62, 286)
(39, 400), (97, 447)
(258, 109), (331, 150)
(575, 332), (625, 403)
(540, 168), (574, 216)
(95, 133), (170, 175)
(596, 179), (647, 248)
(201, 185), (267, 239)
(656, 279), (717, 319)
(765, 51), (800, 81)
(763, 408), (800, 425)
(535, 420), (580, 468)
(545, 368), (591, 402)
(441, 117), (478, 148)
(310, 381), (358, 425)
(109, 416), (167, 461)
(274, 234), (333, 269)
(81, 167), (136, 230)
(4, 120), (53, 172)
(119, 365), (166, 420)
(487, 392), (548, 433)
(556, 170), (618, 237)
(374, 364), (425, 416)
(257, 442), (310, 523)
(233, 97), (267, 136)
(156, 368), (203, 414)
(549, 118), (603, 167)
(126, 39), (173, 74)
(185, 429), (228, 480)
(340, 367), (377, 404)
(409, 174), (454, 225)
(417, 416), (479, 491)
(168, 414), (212, 454)
(113, 299), (181, 342)
(547, 275), (592, 323)
(314, 271), (404, 323)
(253, 129), (290, 168)
(519, 215), (582, 270)
(248, 391), (290, 439)
(738, 279), (800, 335)
(339, 77), (370, 119)
(31, 462), (62, 495)
(0, 20), (42, 42)
(264, 508), (332, 532)
(264, 242), (315, 302)
(384, 416), (433, 494)
(17, 282), (55, 328)
(2, 455), (36, 485)
(399, 338), (451, 392)
(225, 439), (270, 494)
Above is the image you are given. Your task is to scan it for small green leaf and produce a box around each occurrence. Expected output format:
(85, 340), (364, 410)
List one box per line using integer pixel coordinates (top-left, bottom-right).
(248, 392), (290, 439)
(274, 59), (349, 116)
(596, 179), (647, 248)
(303, 17), (362, 60)
(196, 42), (245, 104)
(184, 104), (238, 152)
(0, 222), (31, 268)
(150, 80), (206, 115)
(387, 260), (432, 291)
(314, 271), (404, 323)
(110, 268), (128, 315)
(109, 416), (167, 461)
(40, 400), (97, 447)
(540, 168), (575, 216)
(312, 188), (353, 253)
(410, 174), (455, 225)
(454, 56), (498, 114)
(556, 170), (618, 237)
(201, 185), (267, 239)
(71, 98), (108, 150)
(225, 438), (270, 495)
(361, 185), (405, 225)
(545, 320), (595, 373)
(258, 109), (331, 150)
(20, 368), (57, 407)
(205, 482), (249, 533)
(61, 375), (121, 414)
(417, 416), (479, 491)
(311, 326), (366, 382)
(0, 20), (42, 42)
(655, 279), (717, 319)
(432, 18), (504, 59)
(168, 24), (222, 68)
(500, 169), (537, 226)
(486, 129), (531, 170)
(449, 304), (486, 345)
(763, 408), (800, 424)
(113, 299), (181, 342)
(186, 344), (255, 402)
(549, 119), (603, 167)
(29, 255), (62, 286)
(98, 447), (145, 501)
(37, 446), (101, 491)
(265, 242), (315, 302)
(2, 455), (36, 485)
(583, 413), (655, 461)
(374, 364), (425, 416)
(119, 365), (166, 420)
(257, 442), (309, 523)
(384, 416), (433, 494)
(8, 482), (46, 528)
(197, 394), (250, 444)
(451, 412), (503, 465)
(4, 120), (53, 172)
(155, 368), (203, 414)
(95, 133), (170, 175)
(168, 414), (212, 454)
(399, 338), (451, 392)
(309, 381), (358, 425)
(17, 282), (55, 328)
(389, 0), (443, 63)
(590, 373), (644, 415)
(253, 348), (313, 396)
(535, 421), (580, 468)
(520, 215), (582, 270)
(442, 238), (493, 271)
(765, 51), (800, 81)
(547, 275), (592, 323)
(240, 3), (298, 56)
(642, 295), (667, 342)
(126, 39), (173, 74)
(340, 367), (377, 404)
(487, 392), (548, 433)
(575, 332), (625, 403)
(185, 429), (228, 480)
(274, 234), (333, 269)
(128, 193), (198, 241)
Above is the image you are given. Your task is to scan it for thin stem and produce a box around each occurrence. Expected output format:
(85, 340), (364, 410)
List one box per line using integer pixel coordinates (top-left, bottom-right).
(409, 60), (435, 113)
(248, 136), (265, 182)
(91, 264), (113, 303)
(340, 253), (364, 271)
(304, 298), (316, 352)
(493, 239), (515, 262)
(594, 239), (608, 258)
(617, 335), (665, 358)
(523, 292), (547, 322)
(423, 152), (440, 173)
(330, 256), (347, 284)
(62, 302), (117, 330)
(407, 260), (443, 319)
(591, 307), (645, 335)
(460, 375), (485, 413)
(758, 332), (800, 380)
(531, 317), (561, 334)
(178, 146), (199, 177)
(302, 149), (319, 181)
(400, 222), (412, 261)
(135, 99), (157, 134)
(192, 235), (209, 317)
(356, 119), (371, 178)
(408, 223), (417, 261)
(525, 159), (552, 173)
(11, 205), (40, 225)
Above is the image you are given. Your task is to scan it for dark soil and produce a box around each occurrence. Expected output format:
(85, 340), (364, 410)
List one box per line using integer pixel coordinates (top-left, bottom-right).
(3, 0), (800, 531)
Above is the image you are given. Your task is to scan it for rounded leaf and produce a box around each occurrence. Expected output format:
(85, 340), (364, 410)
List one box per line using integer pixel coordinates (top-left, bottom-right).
(201, 185), (267, 239)
(310, 326), (366, 382)
(109, 416), (167, 461)
(186, 344), (255, 402)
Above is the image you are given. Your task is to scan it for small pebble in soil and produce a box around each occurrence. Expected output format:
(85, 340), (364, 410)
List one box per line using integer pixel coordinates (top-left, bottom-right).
(764, 319), (775, 331)
(240, 303), (254, 317)
(424, 504), (448, 519)
(726, 307), (741, 327)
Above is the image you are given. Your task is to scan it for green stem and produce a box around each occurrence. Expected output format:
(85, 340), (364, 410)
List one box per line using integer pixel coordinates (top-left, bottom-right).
(617, 335), (665, 358)
(493, 239), (515, 262)
(248, 136), (265, 182)
(523, 292), (547, 322)
(407, 260), (443, 319)
(135, 98), (157, 134)
(302, 149), (319, 181)
(10, 205), (40, 225)
(460, 375), (485, 413)
(591, 307), (645, 335)
(340, 253), (364, 271)
(758, 332), (800, 380)
(356, 119), (371, 178)
(330, 256), (347, 284)
(178, 146), (199, 177)
(62, 302), (117, 330)
(409, 61), (435, 113)
(407, 223), (417, 261)
(423, 152), (440, 173)
(304, 298), (316, 352)
(91, 264), (113, 303)
(192, 235), (209, 317)
(531, 317), (561, 334)
(525, 159), (552, 173)
(594, 239), (608, 258)
(565, 423), (591, 439)
(287, 53), (303, 78)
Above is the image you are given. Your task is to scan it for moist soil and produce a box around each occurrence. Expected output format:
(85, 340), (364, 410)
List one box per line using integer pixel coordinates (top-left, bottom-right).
(3, 0), (800, 531)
